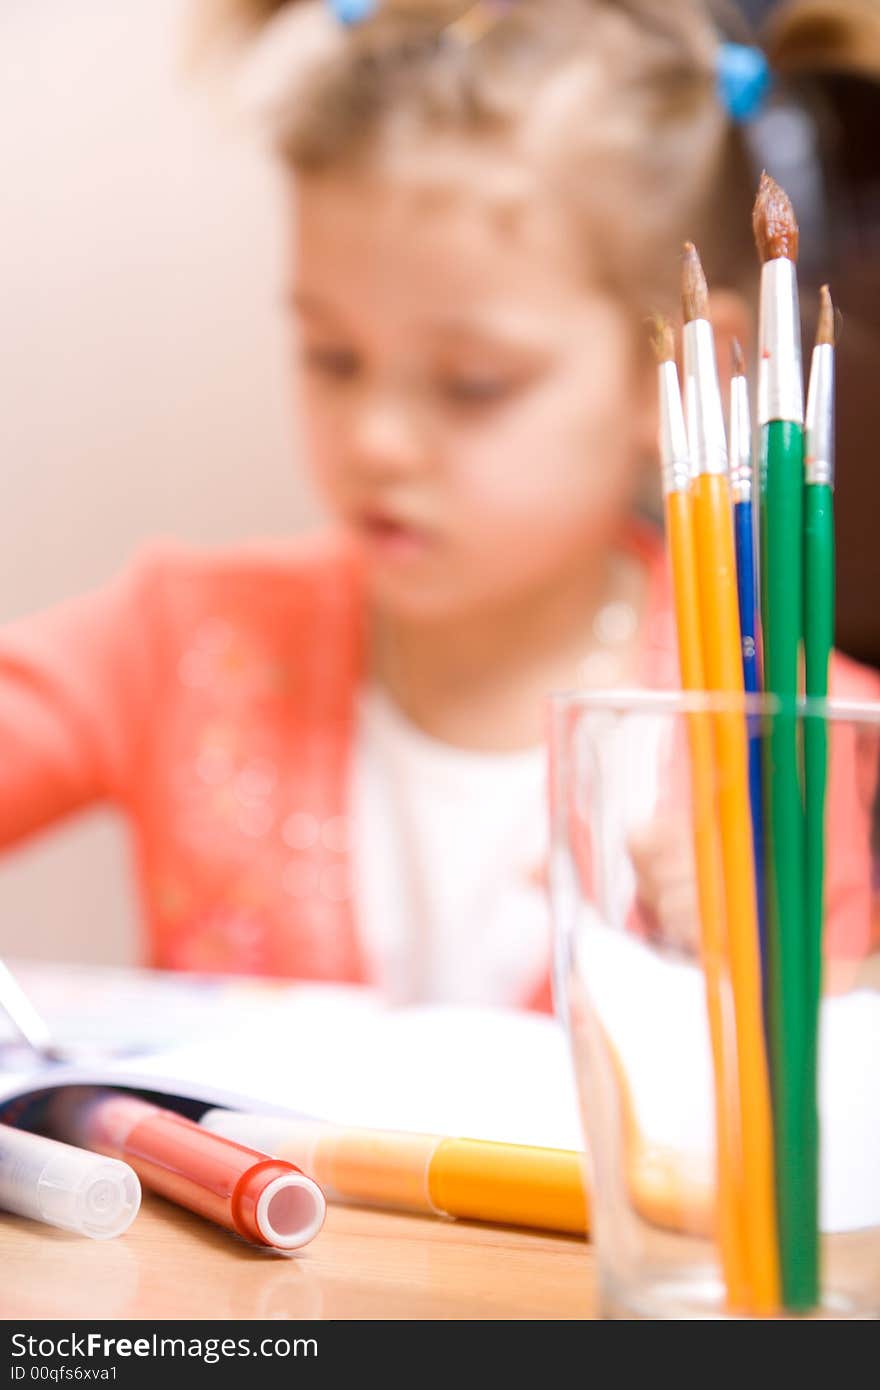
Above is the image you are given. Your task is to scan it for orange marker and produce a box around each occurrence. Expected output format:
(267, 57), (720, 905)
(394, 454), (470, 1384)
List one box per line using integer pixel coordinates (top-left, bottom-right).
(201, 1111), (588, 1235)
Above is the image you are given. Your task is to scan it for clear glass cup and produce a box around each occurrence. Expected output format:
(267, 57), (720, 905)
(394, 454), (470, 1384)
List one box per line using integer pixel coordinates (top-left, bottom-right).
(549, 689), (880, 1320)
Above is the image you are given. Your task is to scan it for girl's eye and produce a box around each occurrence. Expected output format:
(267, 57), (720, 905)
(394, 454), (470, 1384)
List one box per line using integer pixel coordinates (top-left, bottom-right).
(440, 375), (516, 407)
(301, 346), (362, 381)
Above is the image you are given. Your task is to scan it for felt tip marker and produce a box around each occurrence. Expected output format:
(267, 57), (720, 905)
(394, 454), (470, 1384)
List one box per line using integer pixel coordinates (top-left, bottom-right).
(51, 1090), (326, 1253)
(0, 1122), (141, 1239)
(200, 1111), (588, 1235)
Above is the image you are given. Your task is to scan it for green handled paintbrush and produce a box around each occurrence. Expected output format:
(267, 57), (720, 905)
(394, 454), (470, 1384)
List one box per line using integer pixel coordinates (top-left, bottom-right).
(804, 285), (835, 1006)
(753, 172), (814, 1311)
(802, 284), (835, 1299)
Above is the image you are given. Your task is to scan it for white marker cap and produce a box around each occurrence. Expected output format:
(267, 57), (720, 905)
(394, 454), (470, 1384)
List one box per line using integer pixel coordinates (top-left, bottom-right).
(0, 1126), (141, 1240)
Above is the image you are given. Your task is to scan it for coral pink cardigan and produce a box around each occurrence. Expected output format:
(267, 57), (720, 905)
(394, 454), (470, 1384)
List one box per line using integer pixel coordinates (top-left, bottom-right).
(0, 526), (876, 1010)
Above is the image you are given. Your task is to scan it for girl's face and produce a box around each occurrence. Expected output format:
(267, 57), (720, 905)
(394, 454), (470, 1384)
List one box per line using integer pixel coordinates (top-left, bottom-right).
(289, 157), (654, 621)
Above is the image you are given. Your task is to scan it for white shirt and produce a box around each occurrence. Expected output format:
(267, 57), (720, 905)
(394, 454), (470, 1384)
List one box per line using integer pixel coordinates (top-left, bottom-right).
(350, 687), (550, 1006)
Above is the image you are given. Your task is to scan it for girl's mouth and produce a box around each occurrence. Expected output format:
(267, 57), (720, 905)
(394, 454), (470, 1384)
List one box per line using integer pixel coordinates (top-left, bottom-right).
(357, 511), (434, 562)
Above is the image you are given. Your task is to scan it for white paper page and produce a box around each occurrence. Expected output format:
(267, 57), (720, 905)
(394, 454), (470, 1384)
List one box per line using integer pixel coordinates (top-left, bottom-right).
(0, 961), (377, 1057)
(106, 994), (583, 1148)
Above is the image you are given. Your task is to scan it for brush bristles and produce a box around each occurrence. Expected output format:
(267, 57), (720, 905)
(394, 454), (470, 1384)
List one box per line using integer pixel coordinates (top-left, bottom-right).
(650, 314), (676, 365)
(681, 242), (709, 324)
(752, 171), (799, 263)
(731, 337), (746, 379)
(816, 285), (835, 346)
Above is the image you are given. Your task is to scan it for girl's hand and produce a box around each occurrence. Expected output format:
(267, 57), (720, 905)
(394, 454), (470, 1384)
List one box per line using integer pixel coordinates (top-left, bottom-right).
(628, 818), (701, 957)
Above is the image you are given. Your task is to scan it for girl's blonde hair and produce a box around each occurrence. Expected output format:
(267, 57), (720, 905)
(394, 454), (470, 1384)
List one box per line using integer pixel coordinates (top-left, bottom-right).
(194, 2), (845, 315)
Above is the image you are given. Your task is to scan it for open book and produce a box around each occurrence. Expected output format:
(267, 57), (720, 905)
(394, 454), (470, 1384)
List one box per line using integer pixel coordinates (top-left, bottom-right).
(0, 962), (584, 1143)
(1, 954), (878, 1233)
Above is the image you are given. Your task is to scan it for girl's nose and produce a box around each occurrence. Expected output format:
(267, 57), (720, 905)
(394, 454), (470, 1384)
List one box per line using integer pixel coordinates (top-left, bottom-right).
(348, 389), (432, 481)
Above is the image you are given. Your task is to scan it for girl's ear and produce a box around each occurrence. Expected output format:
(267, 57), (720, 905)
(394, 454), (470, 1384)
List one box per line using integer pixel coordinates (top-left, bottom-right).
(708, 288), (752, 392)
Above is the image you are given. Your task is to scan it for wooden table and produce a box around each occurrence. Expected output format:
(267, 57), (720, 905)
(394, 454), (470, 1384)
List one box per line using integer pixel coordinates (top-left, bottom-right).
(2, 1196), (595, 1320)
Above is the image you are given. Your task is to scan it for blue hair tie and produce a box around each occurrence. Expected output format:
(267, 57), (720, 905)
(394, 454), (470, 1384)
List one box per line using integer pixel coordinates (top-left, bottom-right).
(717, 42), (772, 123)
(327, 0), (377, 25)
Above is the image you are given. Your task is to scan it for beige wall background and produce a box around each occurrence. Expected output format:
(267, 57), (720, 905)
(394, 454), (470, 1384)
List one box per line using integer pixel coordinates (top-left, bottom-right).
(0, 0), (317, 963)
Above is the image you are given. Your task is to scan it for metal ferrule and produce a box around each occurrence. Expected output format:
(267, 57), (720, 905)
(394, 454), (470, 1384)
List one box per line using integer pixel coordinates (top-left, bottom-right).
(757, 257), (804, 426)
(728, 373), (753, 504)
(804, 341), (834, 487)
(682, 318), (728, 477)
(657, 359), (691, 495)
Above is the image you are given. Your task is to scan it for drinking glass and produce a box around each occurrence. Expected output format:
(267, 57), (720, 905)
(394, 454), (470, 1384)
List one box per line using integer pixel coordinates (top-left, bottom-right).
(549, 690), (880, 1319)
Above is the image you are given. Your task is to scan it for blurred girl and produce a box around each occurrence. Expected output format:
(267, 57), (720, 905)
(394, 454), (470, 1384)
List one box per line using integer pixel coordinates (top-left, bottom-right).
(0, 0), (875, 1004)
